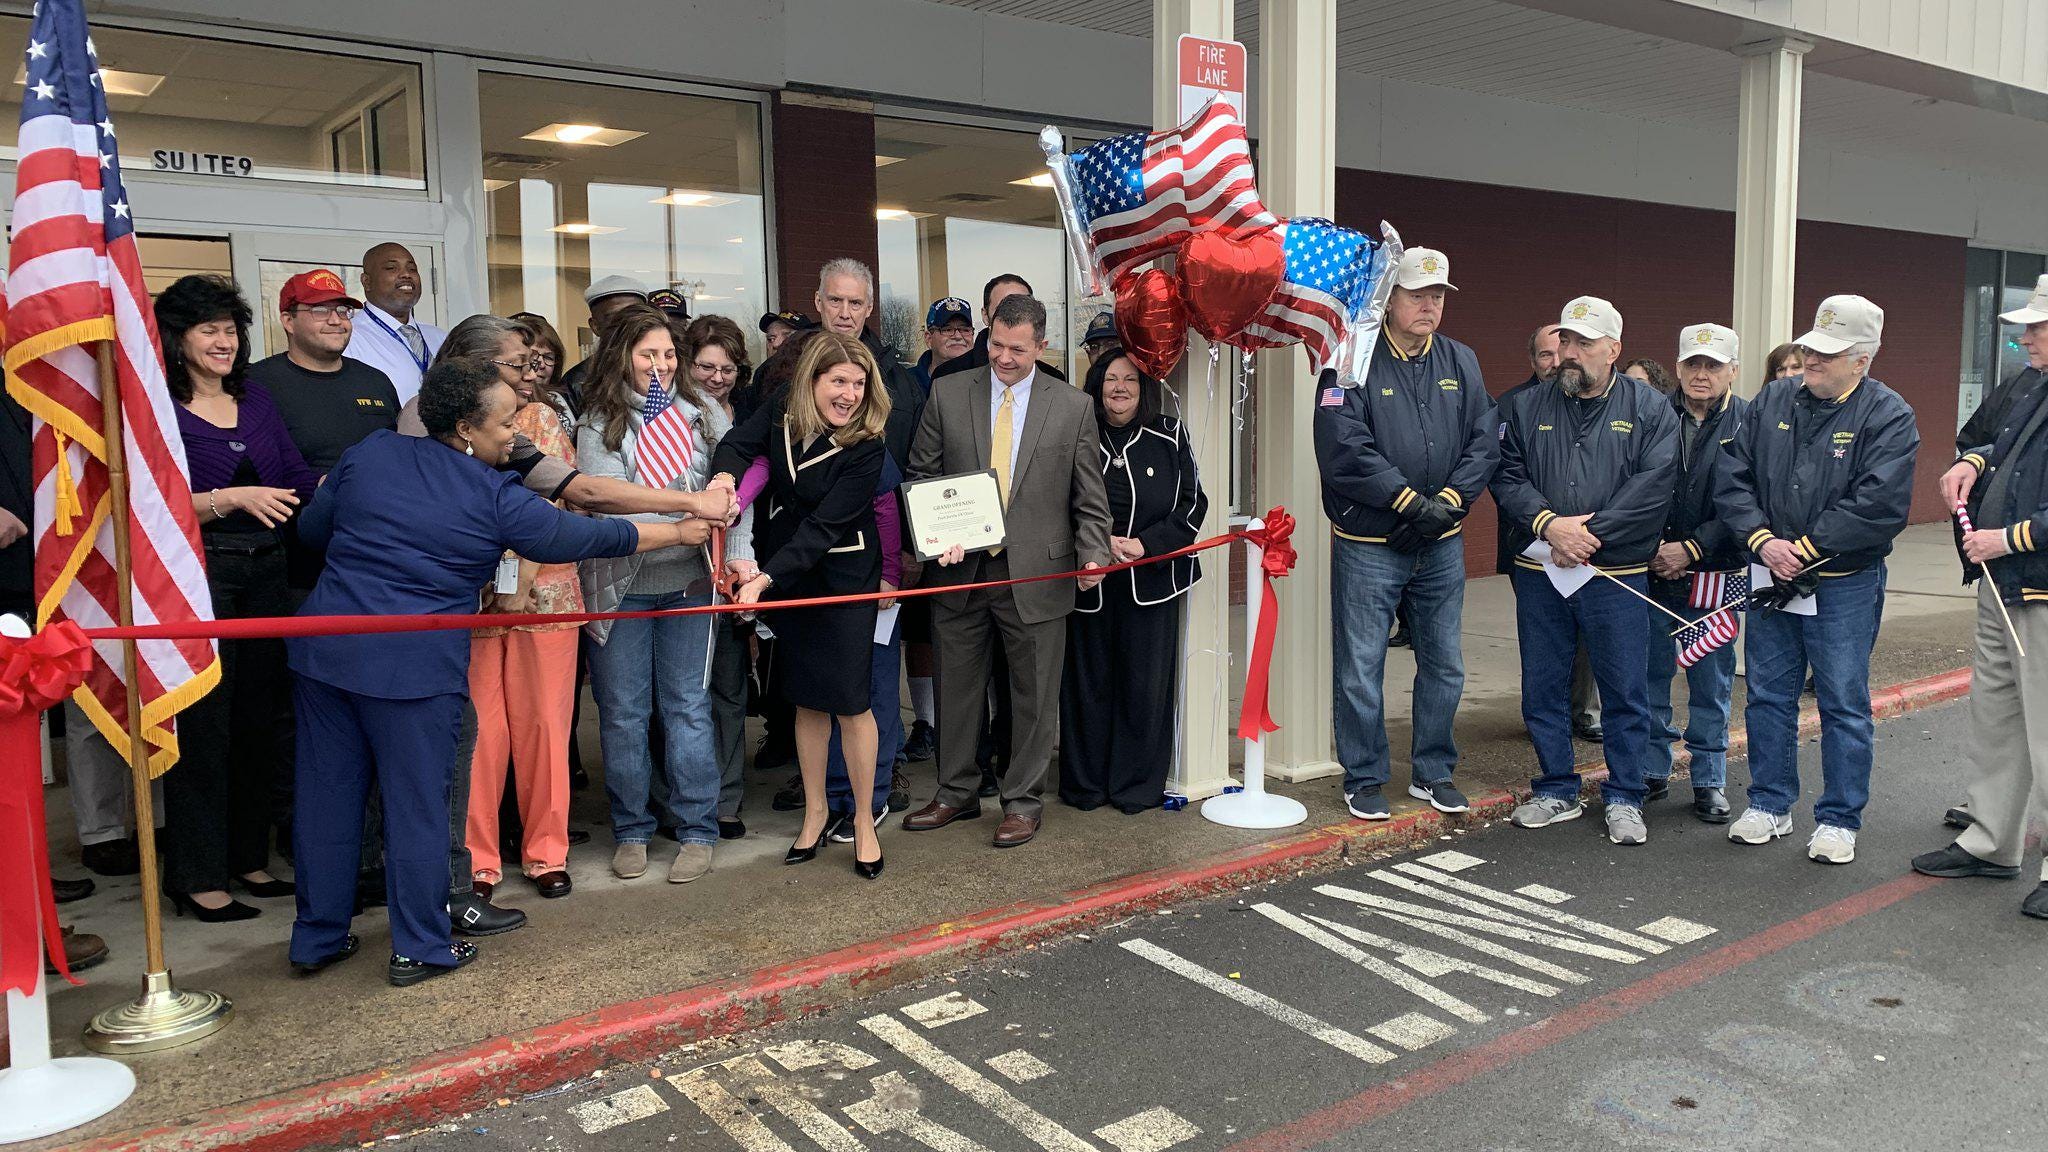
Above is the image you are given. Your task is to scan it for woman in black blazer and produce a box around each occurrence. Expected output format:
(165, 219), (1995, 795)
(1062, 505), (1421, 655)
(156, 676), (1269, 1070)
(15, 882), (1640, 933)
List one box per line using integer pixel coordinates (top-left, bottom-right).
(1059, 349), (1209, 813)
(721, 333), (891, 877)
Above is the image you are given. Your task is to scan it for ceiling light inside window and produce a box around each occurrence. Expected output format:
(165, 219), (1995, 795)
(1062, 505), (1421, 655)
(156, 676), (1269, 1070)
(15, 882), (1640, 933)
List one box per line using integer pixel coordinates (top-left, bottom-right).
(15, 64), (163, 97)
(651, 190), (735, 207)
(522, 122), (646, 147)
(550, 222), (623, 236)
(875, 207), (933, 221)
(1009, 172), (1056, 188)
(874, 154), (905, 167)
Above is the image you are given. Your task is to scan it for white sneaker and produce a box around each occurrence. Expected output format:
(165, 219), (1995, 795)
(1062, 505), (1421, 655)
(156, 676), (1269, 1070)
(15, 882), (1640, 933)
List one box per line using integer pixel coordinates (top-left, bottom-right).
(1807, 824), (1857, 864)
(1728, 808), (1793, 845)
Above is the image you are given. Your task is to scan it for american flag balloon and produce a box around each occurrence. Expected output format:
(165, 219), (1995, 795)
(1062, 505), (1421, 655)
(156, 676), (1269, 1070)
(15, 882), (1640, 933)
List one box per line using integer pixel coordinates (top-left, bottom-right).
(1237, 217), (1383, 374)
(1060, 99), (1275, 287)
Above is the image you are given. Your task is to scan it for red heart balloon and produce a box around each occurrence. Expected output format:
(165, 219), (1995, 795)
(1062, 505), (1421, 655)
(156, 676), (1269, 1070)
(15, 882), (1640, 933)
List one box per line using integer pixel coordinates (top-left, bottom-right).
(1113, 268), (1189, 380)
(1178, 227), (1284, 347)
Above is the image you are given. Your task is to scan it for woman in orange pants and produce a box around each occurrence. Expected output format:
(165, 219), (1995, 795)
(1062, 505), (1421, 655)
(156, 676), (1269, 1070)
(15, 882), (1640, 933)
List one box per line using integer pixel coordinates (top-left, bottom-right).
(466, 326), (584, 900)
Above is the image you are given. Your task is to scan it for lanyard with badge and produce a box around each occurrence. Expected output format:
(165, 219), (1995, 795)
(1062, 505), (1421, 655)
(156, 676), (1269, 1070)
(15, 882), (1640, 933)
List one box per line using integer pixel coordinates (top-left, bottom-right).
(362, 308), (429, 374)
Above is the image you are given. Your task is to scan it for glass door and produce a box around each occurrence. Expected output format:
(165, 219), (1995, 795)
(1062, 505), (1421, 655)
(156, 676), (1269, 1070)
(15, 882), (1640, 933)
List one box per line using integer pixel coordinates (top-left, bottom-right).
(227, 233), (443, 361)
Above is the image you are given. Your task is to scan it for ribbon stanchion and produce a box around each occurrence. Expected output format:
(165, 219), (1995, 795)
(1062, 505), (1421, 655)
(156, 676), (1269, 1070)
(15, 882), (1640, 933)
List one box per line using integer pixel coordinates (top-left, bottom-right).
(0, 615), (136, 1143)
(1203, 510), (1307, 830)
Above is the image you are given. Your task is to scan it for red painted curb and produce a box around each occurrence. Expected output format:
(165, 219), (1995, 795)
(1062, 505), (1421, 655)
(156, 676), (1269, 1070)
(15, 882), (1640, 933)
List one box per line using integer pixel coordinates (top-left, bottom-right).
(76, 665), (1974, 1152)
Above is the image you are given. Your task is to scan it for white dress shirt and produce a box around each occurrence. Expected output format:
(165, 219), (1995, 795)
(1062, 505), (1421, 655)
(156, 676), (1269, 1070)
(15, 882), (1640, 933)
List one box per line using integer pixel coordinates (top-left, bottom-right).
(344, 302), (447, 407)
(989, 369), (1035, 480)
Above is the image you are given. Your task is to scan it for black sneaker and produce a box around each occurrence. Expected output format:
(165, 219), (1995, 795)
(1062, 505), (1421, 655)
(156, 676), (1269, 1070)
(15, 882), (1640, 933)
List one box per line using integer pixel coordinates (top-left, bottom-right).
(388, 941), (477, 987)
(1644, 777), (1670, 803)
(977, 769), (1001, 799)
(1345, 788), (1390, 820)
(1943, 805), (1975, 830)
(1387, 624), (1412, 649)
(829, 809), (885, 844)
(1911, 843), (2020, 879)
(1407, 780), (1468, 814)
(888, 766), (911, 812)
(901, 721), (936, 763)
(771, 774), (807, 811)
(2024, 883), (2048, 921)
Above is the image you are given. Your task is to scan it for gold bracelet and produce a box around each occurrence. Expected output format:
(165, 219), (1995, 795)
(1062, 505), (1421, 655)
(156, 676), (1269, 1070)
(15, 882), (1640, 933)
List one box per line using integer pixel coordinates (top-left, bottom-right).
(208, 489), (220, 520)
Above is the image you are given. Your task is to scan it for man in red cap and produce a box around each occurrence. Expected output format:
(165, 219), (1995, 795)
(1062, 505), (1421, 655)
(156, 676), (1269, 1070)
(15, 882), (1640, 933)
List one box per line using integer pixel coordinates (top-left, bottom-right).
(252, 270), (402, 483)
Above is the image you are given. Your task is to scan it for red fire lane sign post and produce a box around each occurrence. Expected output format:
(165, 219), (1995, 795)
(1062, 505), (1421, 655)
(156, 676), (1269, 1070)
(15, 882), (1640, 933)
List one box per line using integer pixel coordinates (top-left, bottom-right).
(1177, 34), (1247, 122)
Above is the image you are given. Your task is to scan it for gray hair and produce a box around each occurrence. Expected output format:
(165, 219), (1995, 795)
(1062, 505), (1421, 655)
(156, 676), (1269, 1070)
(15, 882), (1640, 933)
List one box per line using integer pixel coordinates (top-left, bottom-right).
(818, 257), (875, 299)
(1848, 340), (1881, 368)
(990, 292), (1047, 341)
(433, 313), (527, 368)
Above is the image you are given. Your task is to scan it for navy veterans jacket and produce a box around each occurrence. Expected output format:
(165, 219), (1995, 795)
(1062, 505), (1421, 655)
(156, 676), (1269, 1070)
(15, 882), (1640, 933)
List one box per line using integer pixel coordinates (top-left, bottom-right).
(1715, 375), (1920, 576)
(1658, 390), (1750, 578)
(1490, 372), (1680, 574)
(1960, 367), (2048, 605)
(1312, 332), (1498, 543)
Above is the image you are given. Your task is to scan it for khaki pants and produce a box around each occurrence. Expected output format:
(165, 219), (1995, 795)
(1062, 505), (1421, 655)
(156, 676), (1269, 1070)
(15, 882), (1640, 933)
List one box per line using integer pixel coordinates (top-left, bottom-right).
(1958, 582), (2048, 880)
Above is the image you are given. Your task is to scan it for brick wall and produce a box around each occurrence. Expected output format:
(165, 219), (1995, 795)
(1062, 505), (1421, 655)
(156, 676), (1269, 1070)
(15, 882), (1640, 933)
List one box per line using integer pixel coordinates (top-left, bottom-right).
(770, 95), (879, 317)
(1335, 169), (1965, 576)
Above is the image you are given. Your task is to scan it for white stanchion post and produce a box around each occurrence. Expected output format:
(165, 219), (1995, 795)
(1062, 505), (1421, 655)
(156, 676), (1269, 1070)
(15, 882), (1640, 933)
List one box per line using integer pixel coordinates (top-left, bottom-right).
(1202, 519), (1308, 829)
(1, 610), (135, 1143)
(0, 913), (136, 1144)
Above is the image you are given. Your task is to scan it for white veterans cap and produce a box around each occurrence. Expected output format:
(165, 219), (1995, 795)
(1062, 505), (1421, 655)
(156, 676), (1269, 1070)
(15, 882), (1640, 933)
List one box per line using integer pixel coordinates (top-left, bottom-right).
(1999, 274), (2048, 325)
(1393, 247), (1456, 291)
(1557, 296), (1622, 341)
(1794, 294), (1883, 355)
(1677, 323), (1739, 365)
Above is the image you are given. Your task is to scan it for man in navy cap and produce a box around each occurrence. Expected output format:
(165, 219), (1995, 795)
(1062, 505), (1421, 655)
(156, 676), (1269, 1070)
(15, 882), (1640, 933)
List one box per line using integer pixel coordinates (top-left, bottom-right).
(1082, 311), (1119, 368)
(758, 309), (815, 357)
(915, 297), (975, 396)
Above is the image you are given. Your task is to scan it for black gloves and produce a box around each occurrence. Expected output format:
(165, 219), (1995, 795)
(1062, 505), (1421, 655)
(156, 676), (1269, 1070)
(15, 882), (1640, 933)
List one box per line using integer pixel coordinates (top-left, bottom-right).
(1402, 497), (1462, 541)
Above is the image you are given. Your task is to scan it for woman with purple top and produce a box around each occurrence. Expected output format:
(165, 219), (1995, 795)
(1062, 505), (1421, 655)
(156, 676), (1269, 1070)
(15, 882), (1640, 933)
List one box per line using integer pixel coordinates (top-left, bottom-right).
(157, 274), (321, 922)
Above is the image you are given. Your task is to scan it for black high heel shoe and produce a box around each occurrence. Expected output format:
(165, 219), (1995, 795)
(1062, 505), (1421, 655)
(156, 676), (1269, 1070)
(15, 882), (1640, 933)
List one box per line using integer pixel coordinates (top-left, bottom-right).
(169, 891), (260, 922)
(236, 874), (296, 898)
(784, 826), (828, 865)
(854, 849), (884, 880)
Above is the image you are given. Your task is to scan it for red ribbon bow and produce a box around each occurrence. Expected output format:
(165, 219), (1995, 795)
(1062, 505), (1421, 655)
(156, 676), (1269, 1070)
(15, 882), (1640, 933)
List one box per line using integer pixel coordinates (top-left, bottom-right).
(1236, 507), (1295, 742)
(1, 620), (96, 993)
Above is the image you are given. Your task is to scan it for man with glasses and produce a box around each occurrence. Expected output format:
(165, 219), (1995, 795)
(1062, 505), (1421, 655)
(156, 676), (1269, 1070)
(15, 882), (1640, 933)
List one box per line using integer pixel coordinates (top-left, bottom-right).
(344, 243), (446, 406)
(254, 270), (402, 480)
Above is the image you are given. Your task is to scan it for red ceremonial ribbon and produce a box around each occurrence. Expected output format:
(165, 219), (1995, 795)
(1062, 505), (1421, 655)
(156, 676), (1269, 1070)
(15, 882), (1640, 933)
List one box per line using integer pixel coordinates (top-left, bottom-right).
(1235, 507), (1297, 741)
(0, 620), (94, 993)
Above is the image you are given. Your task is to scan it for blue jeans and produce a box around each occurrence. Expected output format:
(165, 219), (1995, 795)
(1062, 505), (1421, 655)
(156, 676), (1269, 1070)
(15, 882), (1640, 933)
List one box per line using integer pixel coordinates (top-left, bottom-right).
(590, 590), (719, 846)
(1332, 534), (1467, 796)
(1512, 567), (1652, 806)
(1645, 592), (1734, 788)
(827, 617), (902, 818)
(1741, 564), (1884, 830)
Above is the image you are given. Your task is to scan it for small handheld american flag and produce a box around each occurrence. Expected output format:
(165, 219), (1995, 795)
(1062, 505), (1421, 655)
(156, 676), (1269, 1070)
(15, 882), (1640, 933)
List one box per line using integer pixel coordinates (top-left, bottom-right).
(635, 371), (698, 491)
(1954, 500), (1976, 534)
(1676, 610), (1740, 668)
(1687, 568), (1750, 610)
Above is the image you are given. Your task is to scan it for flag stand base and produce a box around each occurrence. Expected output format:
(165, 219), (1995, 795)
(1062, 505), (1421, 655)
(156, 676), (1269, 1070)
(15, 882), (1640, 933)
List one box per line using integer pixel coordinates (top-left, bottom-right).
(83, 970), (231, 1054)
(1201, 788), (1309, 829)
(0, 1056), (135, 1144)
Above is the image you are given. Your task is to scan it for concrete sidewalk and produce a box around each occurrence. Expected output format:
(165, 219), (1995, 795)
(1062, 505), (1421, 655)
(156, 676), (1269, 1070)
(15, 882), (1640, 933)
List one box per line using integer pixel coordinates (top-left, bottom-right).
(23, 524), (1973, 1149)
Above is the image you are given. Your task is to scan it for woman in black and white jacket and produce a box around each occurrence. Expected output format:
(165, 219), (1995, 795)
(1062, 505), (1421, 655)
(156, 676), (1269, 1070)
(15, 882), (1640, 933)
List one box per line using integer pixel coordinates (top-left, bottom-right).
(1058, 349), (1209, 813)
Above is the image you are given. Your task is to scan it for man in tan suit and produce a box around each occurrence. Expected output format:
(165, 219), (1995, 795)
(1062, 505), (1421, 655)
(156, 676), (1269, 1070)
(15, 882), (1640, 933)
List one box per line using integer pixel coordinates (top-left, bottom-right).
(904, 294), (1112, 847)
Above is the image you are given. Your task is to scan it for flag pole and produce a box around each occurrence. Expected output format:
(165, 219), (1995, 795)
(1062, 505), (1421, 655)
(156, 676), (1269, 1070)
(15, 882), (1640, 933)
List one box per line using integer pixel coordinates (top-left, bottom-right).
(81, 341), (232, 1054)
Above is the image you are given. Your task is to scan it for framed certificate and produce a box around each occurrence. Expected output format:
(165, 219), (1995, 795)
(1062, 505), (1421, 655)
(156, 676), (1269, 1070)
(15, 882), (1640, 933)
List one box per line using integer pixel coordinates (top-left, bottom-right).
(901, 470), (1008, 561)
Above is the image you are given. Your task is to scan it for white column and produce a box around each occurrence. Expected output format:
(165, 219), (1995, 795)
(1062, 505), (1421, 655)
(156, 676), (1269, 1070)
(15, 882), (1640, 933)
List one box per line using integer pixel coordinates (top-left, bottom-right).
(430, 52), (490, 321)
(1732, 37), (1811, 395)
(1254, 0), (1341, 783)
(1157, 0), (1237, 801)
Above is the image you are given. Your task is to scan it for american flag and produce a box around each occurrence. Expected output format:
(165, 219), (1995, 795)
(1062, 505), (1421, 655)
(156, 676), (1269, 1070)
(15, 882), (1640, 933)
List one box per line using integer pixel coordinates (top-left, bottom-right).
(1676, 610), (1740, 669)
(1238, 218), (1379, 372)
(5, 0), (218, 776)
(1066, 100), (1275, 286)
(634, 374), (698, 491)
(1687, 567), (1750, 610)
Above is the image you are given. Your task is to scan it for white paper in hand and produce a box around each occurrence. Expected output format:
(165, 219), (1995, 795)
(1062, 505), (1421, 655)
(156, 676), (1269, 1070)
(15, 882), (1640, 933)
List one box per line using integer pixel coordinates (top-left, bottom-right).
(1748, 563), (1816, 616)
(1523, 541), (1598, 598)
(873, 604), (901, 645)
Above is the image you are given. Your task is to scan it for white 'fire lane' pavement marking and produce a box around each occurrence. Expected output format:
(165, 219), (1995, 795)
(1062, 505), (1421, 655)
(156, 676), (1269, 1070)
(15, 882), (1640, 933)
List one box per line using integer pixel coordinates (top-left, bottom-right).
(1316, 883), (1643, 965)
(845, 1070), (996, 1152)
(1119, 938), (1397, 1064)
(1300, 913), (1562, 997)
(1388, 863), (1672, 953)
(1251, 903), (1491, 1023)
(567, 1084), (669, 1136)
(859, 1013), (1101, 1152)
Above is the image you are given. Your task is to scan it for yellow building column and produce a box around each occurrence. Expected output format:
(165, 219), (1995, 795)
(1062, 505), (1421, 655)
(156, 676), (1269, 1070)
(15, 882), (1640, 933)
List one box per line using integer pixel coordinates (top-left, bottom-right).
(1154, 0), (1237, 800)
(1253, 0), (1341, 783)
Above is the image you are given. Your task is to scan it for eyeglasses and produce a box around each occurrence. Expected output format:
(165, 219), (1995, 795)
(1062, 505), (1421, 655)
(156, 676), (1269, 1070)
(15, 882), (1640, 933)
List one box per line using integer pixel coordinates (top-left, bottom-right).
(291, 304), (354, 320)
(692, 360), (740, 379)
(529, 352), (557, 368)
(489, 358), (537, 376)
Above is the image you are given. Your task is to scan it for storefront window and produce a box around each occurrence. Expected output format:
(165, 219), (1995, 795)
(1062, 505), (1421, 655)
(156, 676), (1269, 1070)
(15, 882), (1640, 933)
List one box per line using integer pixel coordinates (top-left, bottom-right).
(479, 73), (768, 361)
(874, 118), (1083, 376)
(1961, 247), (2048, 425)
(0, 17), (425, 190)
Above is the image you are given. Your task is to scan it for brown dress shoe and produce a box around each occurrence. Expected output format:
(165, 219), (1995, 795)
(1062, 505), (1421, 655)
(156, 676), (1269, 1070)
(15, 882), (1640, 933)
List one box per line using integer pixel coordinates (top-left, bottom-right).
(903, 801), (983, 831)
(532, 870), (572, 899)
(993, 813), (1039, 848)
(50, 925), (108, 974)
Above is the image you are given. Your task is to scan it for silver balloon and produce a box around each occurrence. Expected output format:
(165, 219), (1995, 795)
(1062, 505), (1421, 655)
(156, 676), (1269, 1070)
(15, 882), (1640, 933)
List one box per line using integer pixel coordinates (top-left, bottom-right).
(1331, 221), (1404, 386)
(1041, 126), (1105, 299)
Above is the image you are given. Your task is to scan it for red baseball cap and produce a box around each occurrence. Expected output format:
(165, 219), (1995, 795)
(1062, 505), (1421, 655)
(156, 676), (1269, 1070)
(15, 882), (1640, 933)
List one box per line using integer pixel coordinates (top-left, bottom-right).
(279, 269), (362, 313)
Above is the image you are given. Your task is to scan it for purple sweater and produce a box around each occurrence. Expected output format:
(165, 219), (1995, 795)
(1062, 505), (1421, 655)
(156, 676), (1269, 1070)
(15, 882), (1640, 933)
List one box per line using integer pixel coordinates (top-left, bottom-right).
(176, 383), (321, 534)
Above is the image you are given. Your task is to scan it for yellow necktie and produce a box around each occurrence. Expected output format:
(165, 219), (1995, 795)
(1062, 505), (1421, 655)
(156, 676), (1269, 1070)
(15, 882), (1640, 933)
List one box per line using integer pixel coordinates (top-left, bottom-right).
(990, 386), (1013, 555)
